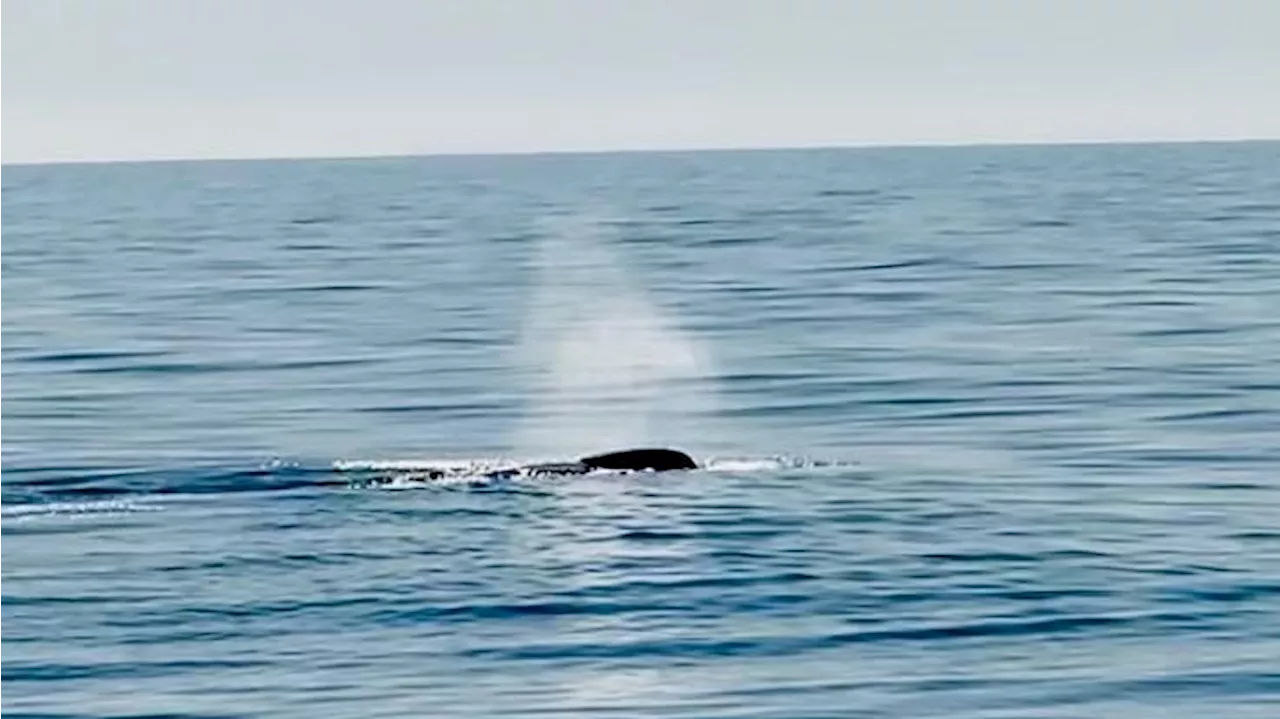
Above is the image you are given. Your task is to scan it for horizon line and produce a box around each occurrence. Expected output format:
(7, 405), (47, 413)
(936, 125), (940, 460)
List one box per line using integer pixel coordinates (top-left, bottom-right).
(4, 135), (1277, 168)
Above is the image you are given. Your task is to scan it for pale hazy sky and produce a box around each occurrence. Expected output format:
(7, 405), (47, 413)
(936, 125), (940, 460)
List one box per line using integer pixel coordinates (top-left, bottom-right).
(4, 0), (1279, 163)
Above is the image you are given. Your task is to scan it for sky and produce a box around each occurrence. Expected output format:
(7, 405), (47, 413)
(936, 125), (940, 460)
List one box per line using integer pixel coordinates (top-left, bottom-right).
(4, 0), (1279, 163)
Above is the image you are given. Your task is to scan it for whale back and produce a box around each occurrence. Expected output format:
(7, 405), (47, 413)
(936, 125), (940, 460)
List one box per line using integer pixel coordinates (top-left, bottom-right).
(578, 448), (698, 471)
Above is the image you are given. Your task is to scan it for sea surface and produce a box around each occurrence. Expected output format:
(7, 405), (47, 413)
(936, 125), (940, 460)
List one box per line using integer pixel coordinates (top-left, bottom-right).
(3, 142), (1279, 718)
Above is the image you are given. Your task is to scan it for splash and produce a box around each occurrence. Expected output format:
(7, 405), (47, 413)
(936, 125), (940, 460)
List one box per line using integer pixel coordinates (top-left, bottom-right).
(332, 454), (852, 489)
(511, 214), (720, 459)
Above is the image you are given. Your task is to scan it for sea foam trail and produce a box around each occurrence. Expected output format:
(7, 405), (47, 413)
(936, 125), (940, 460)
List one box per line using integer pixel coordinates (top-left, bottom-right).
(1, 499), (162, 519)
(511, 215), (721, 459)
(332, 456), (835, 472)
(328, 455), (852, 491)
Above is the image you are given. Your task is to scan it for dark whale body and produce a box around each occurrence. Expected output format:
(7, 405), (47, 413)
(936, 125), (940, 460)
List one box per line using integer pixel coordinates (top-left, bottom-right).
(580, 448), (698, 471)
(520, 448), (698, 477)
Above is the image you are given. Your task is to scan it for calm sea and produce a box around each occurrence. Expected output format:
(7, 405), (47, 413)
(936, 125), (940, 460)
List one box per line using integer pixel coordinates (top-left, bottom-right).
(3, 142), (1279, 718)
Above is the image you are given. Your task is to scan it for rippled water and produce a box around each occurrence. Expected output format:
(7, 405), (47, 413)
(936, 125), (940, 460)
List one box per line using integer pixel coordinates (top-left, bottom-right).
(4, 142), (1280, 718)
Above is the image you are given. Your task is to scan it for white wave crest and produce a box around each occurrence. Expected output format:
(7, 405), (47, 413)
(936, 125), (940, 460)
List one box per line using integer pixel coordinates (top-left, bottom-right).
(2, 499), (162, 519)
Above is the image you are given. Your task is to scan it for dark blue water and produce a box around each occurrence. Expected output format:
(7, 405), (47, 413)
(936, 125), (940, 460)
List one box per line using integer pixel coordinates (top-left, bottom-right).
(4, 143), (1279, 718)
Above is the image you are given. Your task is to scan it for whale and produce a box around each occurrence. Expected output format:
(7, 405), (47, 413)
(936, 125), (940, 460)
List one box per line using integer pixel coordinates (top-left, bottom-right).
(337, 447), (699, 485)
(520, 447), (699, 476)
(580, 447), (698, 471)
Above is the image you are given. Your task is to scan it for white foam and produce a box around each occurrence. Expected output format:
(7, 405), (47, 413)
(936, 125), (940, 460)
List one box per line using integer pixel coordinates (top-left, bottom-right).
(333, 458), (511, 472)
(332, 453), (850, 488)
(2, 499), (162, 519)
(701, 456), (853, 472)
(702, 458), (791, 472)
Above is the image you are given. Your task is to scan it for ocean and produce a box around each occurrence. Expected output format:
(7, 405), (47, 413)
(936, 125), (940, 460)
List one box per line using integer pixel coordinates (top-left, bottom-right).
(3, 142), (1278, 718)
